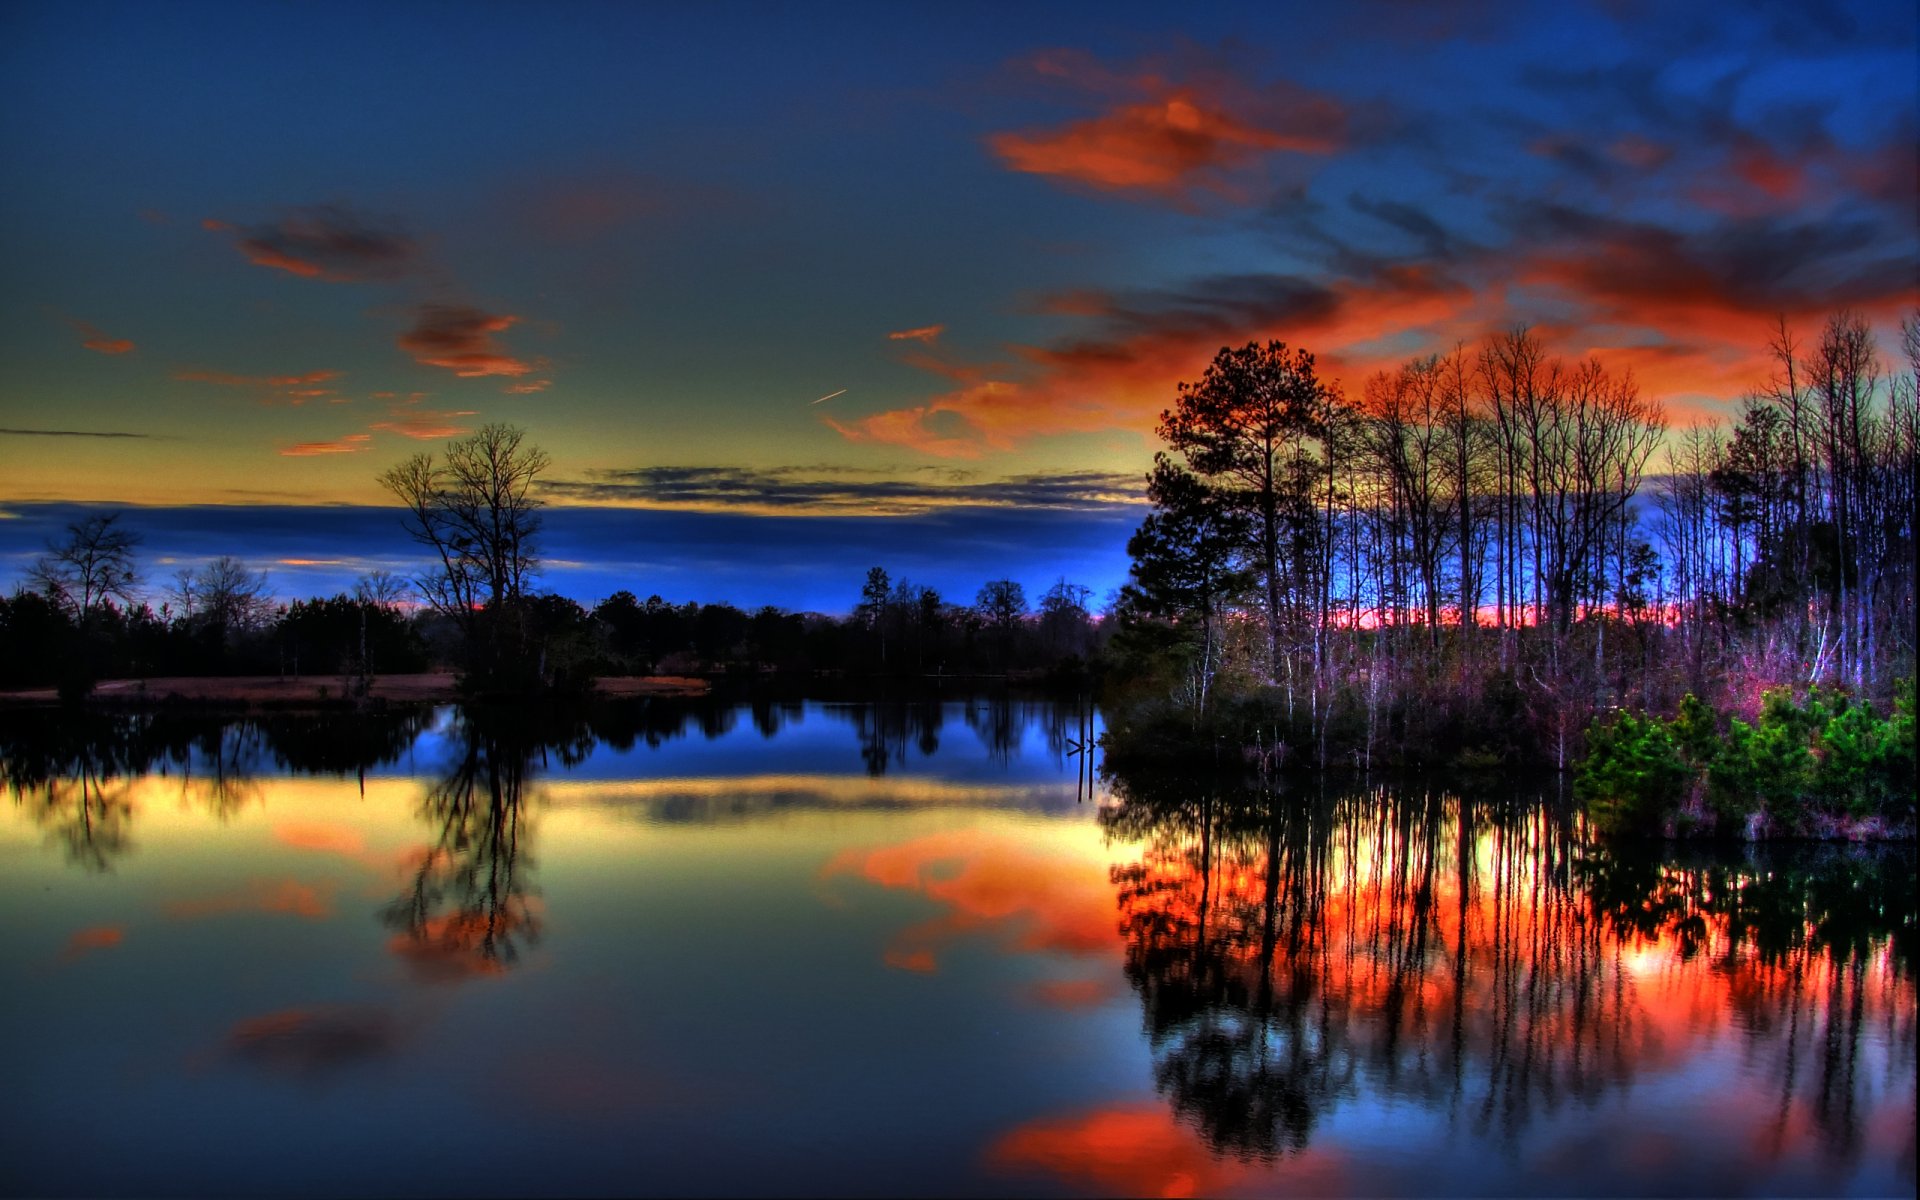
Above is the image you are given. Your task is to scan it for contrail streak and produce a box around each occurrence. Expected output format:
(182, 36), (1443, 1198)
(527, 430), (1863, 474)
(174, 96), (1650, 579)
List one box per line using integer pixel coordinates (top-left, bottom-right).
(811, 388), (847, 405)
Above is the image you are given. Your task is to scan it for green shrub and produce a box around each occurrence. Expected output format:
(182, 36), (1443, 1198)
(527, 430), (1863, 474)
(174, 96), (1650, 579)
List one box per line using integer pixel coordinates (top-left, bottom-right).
(1576, 710), (1688, 835)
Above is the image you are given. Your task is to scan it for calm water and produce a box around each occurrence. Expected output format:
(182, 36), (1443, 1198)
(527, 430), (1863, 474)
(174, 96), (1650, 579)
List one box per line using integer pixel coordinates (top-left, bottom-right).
(2, 700), (1912, 1198)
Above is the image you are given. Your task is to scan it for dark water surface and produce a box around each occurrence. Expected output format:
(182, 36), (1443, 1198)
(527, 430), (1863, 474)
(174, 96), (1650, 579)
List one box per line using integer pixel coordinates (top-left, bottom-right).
(3, 700), (1912, 1197)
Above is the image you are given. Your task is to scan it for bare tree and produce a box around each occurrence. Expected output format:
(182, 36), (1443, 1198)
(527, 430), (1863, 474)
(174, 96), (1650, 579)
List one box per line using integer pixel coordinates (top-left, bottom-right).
(30, 513), (140, 619)
(379, 423), (550, 685)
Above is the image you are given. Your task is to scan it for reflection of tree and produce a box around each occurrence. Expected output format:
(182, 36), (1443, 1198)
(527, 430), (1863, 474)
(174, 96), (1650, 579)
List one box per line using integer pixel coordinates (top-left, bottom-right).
(828, 702), (946, 777)
(383, 710), (549, 979)
(254, 709), (431, 780)
(2, 710), (208, 870)
(1101, 765), (1915, 1167)
(17, 760), (136, 871)
(966, 696), (1018, 766)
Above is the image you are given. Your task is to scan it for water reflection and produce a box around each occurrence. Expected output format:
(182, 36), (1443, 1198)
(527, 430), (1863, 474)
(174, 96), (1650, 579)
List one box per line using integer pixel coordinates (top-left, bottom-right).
(384, 709), (562, 981)
(1094, 765), (1916, 1185)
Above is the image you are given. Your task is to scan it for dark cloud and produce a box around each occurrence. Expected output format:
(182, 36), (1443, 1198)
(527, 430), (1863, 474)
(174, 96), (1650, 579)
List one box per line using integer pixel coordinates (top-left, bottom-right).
(1028, 274), (1342, 368)
(1345, 194), (1476, 262)
(0, 428), (150, 439)
(542, 465), (1144, 516)
(204, 204), (418, 282)
(1508, 202), (1915, 316)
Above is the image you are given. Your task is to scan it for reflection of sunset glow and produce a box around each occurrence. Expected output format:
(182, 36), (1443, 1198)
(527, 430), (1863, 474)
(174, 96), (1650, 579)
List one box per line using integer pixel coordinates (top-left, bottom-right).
(988, 1102), (1349, 1197)
(386, 903), (538, 984)
(823, 826), (1119, 974)
(1087, 784), (1915, 1179)
(165, 877), (335, 921)
(61, 924), (125, 959)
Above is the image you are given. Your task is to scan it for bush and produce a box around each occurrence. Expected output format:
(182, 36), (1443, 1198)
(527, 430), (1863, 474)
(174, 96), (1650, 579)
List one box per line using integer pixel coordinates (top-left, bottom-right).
(1587, 684), (1916, 839)
(1576, 711), (1689, 835)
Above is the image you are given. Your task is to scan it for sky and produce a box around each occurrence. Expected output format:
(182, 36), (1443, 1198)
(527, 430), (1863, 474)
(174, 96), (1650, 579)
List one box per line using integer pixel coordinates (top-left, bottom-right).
(1, 0), (1914, 612)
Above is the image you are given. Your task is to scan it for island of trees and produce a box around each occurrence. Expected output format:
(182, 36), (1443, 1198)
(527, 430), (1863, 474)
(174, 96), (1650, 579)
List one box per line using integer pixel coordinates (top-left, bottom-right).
(1102, 311), (1913, 839)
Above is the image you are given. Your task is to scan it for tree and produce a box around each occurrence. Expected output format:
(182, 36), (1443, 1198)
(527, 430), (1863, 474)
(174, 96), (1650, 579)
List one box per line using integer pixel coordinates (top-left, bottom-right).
(30, 513), (140, 620)
(1159, 342), (1334, 682)
(173, 556), (274, 643)
(976, 579), (1027, 633)
(1125, 456), (1255, 712)
(379, 423), (550, 688)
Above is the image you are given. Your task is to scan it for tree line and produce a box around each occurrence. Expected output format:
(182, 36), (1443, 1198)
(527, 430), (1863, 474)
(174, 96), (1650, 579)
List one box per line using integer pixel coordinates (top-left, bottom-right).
(1108, 312), (1917, 771)
(1, 427), (1106, 698)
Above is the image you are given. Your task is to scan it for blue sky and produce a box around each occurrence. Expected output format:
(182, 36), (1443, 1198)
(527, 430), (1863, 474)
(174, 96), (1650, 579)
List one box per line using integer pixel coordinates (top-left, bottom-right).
(2, 0), (1913, 611)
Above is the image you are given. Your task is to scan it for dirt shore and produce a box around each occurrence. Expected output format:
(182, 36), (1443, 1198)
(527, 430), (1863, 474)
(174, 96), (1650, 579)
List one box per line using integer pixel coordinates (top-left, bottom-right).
(0, 673), (710, 706)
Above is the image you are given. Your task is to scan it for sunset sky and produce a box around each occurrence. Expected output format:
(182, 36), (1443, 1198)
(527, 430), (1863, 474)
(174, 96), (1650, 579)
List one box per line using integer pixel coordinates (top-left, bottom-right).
(2, 0), (1914, 610)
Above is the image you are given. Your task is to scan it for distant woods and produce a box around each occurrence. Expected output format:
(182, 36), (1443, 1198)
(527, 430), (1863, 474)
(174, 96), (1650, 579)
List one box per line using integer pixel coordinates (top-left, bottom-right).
(0, 419), (1104, 695)
(1109, 313), (1917, 772)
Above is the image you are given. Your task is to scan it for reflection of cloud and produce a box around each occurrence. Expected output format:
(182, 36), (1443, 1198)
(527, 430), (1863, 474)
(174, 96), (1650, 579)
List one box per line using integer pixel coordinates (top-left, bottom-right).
(225, 1006), (400, 1078)
(822, 827), (1118, 973)
(386, 908), (533, 984)
(397, 304), (539, 378)
(164, 877), (335, 921)
(61, 924), (125, 960)
(541, 465), (1144, 517)
(204, 205), (418, 282)
(987, 1103), (1347, 1197)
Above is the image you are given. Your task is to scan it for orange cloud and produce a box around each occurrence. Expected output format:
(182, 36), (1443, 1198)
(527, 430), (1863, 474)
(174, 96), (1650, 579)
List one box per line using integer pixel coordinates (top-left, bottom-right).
(165, 877), (335, 921)
(888, 324), (945, 344)
(397, 304), (539, 378)
(503, 379), (551, 394)
(370, 407), (478, 440)
(204, 205), (418, 282)
(62, 924), (125, 960)
(175, 367), (344, 405)
(988, 52), (1344, 201)
(829, 268), (1487, 457)
(69, 318), (134, 355)
(280, 433), (373, 457)
(822, 827), (1119, 973)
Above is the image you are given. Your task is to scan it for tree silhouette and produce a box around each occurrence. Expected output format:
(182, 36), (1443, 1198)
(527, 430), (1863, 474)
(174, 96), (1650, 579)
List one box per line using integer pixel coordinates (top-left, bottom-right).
(379, 423), (551, 691)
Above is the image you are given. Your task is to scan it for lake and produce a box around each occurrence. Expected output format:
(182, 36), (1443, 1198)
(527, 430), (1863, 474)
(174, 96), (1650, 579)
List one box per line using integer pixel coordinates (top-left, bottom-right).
(3, 699), (1912, 1197)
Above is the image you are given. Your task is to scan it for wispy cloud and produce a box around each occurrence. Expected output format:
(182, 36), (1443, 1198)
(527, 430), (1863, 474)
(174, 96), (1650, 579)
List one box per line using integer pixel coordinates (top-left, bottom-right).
(174, 367), (345, 404)
(396, 304), (540, 378)
(369, 398), (479, 440)
(280, 433), (373, 457)
(888, 324), (945, 344)
(204, 204), (418, 282)
(67, 318), (135, 355)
